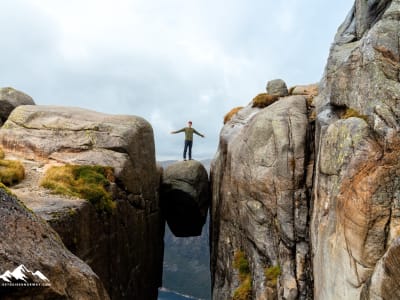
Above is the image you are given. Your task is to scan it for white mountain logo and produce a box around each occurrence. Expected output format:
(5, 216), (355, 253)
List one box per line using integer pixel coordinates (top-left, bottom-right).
(0, 265), (50, 286)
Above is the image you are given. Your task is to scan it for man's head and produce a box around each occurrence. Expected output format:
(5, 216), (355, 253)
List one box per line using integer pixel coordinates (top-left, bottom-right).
(188, 121), (192, 127)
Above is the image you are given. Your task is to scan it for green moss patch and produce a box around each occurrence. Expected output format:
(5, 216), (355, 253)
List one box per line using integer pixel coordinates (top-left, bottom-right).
(233, 250), (252, 300)
(233, 276), (251, 300)
(342, 108), (368, 122)
(265, 265), (281, 288)
(41, 164), (116, 213)
(0, 182), (13, 195)
(233, 250), (250, 278)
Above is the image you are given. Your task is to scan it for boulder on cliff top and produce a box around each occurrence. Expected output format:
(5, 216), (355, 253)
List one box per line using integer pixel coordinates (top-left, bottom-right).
(0, 187), (109, 300)
(161, 160), (209, 237)
(0, 87), (35, 123)
(0, 105), (157, 196)
(266, 79), (289, 96)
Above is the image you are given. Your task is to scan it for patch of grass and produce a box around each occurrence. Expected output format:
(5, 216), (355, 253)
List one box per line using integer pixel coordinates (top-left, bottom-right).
(233, 275), (251, 300)
(0, 147), (25, 186)
(224, 106), (243, 124)
(233, 250), (252, 300)
(265, 265), (281, 288)
(41, 164), (116, 214)
(0, 159), (25, 186)
(233, 250), (250, 278)
(252, 93), (280, 108)
(342, 108), (368, 122)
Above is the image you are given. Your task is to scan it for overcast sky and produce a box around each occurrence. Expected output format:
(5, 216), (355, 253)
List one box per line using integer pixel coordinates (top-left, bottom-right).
(0, 0), (353, 160)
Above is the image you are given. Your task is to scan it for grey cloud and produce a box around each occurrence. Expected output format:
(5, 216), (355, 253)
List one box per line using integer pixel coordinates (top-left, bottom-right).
(0, 0), (353, 160)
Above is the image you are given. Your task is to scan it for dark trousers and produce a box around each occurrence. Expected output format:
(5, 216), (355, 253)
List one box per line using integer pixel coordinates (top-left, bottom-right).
(183, 140), (193, 160)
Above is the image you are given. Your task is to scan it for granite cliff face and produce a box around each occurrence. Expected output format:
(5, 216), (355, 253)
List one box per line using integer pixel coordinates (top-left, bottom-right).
(312, 0), (400, 298)
(211, 0), (400, 299)
(0, 105), (164, 299)
(211, 94), (314, 299)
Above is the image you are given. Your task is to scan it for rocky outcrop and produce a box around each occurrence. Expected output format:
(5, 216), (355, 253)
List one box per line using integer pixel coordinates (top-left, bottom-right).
(266, 79), (289, 97)
(161, 160), (209, 237)
(211, 95), (313, 299)
(211, 1), (400, 299)
(0, 187), (109, 299)
(0, 105), (164, 299)
(0, 87), (35, 124)
(312, 0), (400, 299)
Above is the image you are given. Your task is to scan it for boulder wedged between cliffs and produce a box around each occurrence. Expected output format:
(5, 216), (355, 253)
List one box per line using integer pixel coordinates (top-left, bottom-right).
(160, 160), (210, 237)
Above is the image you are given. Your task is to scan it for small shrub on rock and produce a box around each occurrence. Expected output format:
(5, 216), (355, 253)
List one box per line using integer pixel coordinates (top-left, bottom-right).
(252, 93), (279, 108)
(41, 164), (116, 213)
(0, 159), (25, 186)
(233, 250), (252, 300)
(233, 276), (251, 300)
(265, 265), (281, 288)
(224, 106), (243, 124)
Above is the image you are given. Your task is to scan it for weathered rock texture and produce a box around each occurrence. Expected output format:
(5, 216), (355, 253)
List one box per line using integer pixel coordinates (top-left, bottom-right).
(0, 187), (110, 300)
(0, 105), (164, 300)
(312, 0), (400, 299)
(211, 96), (313, 299)
(161, 160), (209, 237)
(266, 79), (289, 97)
(0, 87), (35, 124)
(211, 1), (400, 299)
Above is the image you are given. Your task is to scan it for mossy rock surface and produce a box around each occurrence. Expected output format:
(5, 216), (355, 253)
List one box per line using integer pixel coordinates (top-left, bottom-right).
(341, 107), (368, 122)
(41, 164), (116, 213)
(265, 265), (281, 288)
(252, 93), (279, 108)
(0, 159), (25, 186)
(233, 250), (252, 300)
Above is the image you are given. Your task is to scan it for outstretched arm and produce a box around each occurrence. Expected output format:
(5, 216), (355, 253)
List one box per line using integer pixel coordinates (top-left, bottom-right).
(171, 128), (185, 134)
(193, 129), (205, 138)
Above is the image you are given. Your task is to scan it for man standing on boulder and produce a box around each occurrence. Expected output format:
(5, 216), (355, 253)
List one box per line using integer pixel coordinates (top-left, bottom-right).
(171, 121), (205, 161)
